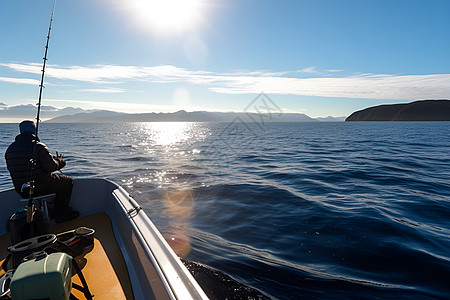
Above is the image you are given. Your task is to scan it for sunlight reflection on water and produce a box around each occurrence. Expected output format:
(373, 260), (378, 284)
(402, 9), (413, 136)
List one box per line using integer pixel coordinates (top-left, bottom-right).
(129, 122), (209, 257)
(138, 122), (207, 146)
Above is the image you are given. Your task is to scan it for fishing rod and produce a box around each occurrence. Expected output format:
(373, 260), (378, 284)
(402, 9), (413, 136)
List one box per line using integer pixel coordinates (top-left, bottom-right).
(25, 0), (56, 223)
(35, 0), (56, 138)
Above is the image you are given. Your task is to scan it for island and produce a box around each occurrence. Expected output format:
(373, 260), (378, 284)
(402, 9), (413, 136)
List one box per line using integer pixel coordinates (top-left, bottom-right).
(345, 100), (450, 121)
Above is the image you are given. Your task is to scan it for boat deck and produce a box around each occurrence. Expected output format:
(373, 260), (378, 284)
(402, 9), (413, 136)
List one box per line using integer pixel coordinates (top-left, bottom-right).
(0, 213), (134, 300)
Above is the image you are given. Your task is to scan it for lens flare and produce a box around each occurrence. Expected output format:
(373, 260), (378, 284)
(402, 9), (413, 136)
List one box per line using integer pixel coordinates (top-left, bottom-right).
(164, 189), (195, 258)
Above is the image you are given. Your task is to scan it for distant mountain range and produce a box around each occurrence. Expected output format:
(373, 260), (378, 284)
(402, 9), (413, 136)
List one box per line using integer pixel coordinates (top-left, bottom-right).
(0, 104), (88, 119)
(45, 110), (346, 123)
(314, 116), (347, 122)
(0, 103), (345, 123)
(346, 100), (450, 121)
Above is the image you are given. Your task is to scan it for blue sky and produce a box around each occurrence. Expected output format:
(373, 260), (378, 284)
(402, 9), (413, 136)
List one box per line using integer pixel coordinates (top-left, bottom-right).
(1, 0), (449, 118)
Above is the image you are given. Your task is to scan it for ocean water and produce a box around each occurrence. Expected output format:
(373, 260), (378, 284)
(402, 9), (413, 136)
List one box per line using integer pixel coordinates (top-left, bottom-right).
(1, 121), (449, 299)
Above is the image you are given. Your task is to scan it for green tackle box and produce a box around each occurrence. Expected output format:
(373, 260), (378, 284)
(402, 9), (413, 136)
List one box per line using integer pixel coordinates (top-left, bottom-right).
(10, 252), (73, 300)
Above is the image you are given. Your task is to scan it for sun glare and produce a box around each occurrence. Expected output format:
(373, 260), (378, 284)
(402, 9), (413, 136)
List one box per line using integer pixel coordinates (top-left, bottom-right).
(142, 122), (193, 146)
(129, 0), (204, 34)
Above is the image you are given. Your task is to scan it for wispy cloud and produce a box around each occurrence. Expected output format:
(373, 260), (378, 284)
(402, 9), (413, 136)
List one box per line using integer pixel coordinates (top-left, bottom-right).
(2, 62), (449, 100)
(0, 63), (141, 84)
(295, 66), (319, 74)
(209, 73), (450, 100)
(80, 88), (126, 93)
(0, 76), (40, 85)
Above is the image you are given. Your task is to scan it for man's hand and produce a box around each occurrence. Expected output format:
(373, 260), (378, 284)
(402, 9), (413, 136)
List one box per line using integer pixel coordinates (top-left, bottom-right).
(56, 156), (66, 169)
(54, 151), (66, 169)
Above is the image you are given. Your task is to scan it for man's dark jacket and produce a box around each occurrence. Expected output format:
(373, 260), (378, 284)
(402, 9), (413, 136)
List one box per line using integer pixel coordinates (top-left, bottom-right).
(5, 133), (65, 196)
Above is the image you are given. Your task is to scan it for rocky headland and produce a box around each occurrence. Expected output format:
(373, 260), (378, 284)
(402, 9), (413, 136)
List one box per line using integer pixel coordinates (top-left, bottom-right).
(346, 100), (450, 121)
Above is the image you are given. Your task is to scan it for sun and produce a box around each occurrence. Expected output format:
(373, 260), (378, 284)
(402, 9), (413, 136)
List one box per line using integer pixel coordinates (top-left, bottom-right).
(129, 0), (204, 34)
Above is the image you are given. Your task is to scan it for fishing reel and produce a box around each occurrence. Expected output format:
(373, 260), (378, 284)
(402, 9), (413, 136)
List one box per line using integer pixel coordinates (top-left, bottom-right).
(20, 183), (36, 224)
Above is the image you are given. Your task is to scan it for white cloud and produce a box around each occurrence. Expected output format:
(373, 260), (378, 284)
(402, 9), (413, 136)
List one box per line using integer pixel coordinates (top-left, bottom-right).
(209, 73), (450, 100)
(80, 88), (126, 93)
(295, 66), (319, 74)
(1, 62), (449, 100)
(0, 76), (40, 85)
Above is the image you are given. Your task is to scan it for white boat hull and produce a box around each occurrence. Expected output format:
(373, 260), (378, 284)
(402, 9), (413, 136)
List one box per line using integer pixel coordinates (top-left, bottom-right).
(0, 178), (208, 300)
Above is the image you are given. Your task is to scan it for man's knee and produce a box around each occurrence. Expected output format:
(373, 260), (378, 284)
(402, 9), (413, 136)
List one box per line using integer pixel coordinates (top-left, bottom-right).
(53, 174), (73, 186)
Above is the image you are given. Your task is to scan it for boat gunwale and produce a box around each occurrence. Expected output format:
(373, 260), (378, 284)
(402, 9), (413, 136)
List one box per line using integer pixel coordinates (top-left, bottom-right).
(0, 178), (208, 300)
(111, 181), (208, 300)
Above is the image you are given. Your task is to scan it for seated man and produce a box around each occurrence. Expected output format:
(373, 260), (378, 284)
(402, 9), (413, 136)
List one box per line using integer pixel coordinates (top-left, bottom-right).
(5, 120), (79, 223)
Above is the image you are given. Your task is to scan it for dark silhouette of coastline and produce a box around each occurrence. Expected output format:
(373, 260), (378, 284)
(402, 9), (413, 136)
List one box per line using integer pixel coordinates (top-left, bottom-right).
(346, 100), (450, 121)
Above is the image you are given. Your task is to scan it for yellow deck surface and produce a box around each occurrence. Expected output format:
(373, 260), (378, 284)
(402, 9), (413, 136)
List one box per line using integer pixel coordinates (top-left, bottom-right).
(0, 213), (134, 300)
